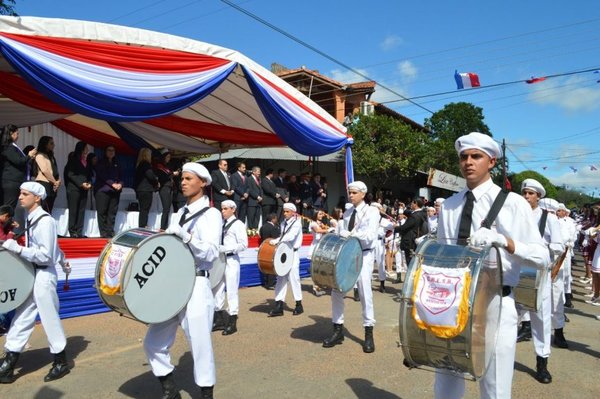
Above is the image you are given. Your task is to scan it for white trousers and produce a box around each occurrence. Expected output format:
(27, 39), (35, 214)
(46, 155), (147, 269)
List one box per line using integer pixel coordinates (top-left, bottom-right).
(5, 267), (66, 354)
(144, 276), (216, 387)
(562, 255), (572, 294)
(518, 277), (552, 358)
(395, 249), (406, 273)
(374, 239), (386, 281)
(274, 252), (302, 302)
(213, 256), (240, 315)
(551, 268), (565, 329)
(434, 294), (518, 399)
(331, 251), (375, 327)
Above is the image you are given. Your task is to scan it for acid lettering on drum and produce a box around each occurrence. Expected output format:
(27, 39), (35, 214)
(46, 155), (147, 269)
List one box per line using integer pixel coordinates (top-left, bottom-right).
(0, 288), (17, 303)
(134, 246), (167, 289)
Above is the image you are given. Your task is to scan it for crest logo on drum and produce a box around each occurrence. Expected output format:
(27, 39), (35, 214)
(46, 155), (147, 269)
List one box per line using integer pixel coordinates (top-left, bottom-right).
(0, 288), (17, 303)
(134, 246), (167, 289)
(418, 271), (460, 315)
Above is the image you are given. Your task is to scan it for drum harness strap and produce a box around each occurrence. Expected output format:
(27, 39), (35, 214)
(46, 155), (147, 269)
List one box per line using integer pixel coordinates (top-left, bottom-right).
(479, 189), (510, 296)
(23, 213), (51, 269)
(280, 217), (300, 251)
(538, 209), (548, 237)
(222, 218), (242, 256)
(180, 207), (211, 276)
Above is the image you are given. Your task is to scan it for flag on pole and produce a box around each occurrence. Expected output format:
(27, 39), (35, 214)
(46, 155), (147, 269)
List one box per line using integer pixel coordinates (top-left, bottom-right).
(526, 76), (546, 84)
(455, 70), (480, 89)
(591, 165), (598, 171)
(569, 166), (578, 173)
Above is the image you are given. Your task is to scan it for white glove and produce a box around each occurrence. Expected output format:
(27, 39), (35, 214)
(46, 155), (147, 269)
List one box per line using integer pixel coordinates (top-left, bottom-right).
(469, 227), (508, 248)
(339, 230), (351, 239)
(165, 225), (191, 243)
(218, 245), (227, 253)
(2, 239), (22, 254)
(415, 235), (425, 245)
(61, 261), (72, 274)
(582, 238), (589, 247)
(269, 239), (278, 245)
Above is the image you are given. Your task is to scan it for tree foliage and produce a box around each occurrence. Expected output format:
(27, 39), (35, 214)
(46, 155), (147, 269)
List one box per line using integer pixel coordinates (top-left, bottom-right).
(347, 114), (434, 186)
(0, 0), (18, 16)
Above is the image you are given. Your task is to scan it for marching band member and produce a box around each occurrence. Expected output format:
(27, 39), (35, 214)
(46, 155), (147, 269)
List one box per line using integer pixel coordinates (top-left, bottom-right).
(143, 162), (221, 399)
(322, 181), (379, 353)
(371, 202), (394, 293)
(212, 200), (248, 335)
(556, 203), (577, 309)
(267, 203), (304, 317)
(518, 179), (564, 384)
(0, 182), (71, 383)
(435, 133), (548, 399)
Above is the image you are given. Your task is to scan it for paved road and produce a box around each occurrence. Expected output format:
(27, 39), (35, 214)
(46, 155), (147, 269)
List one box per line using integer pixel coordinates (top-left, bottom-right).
(1, 252), (599, 398)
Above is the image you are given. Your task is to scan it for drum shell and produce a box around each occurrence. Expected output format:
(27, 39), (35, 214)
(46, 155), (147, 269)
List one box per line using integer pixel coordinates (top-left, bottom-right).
(210, 253), (227, 289)
(257, 241), (293, 276)
(311, 234), (363, 293)
(399, 239), (502, 380)
(514, 265), (547, 312)
(95, 228), (196, 324)
(0, 249), (35, 313)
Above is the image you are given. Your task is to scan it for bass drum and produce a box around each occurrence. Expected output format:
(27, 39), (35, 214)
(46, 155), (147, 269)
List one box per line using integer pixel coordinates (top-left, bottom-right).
(257, 241), (293, 276)
(399, 239), (502, 380)
(311, 234), (363, 294)
(95, 228), (196, 324)
(210, 253), (227, 289)
(0, 248), (35, 313)
(514, 265), (547, 312)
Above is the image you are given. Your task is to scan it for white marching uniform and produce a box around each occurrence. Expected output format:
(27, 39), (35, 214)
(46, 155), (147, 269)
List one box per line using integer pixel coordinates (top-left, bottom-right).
(4, 206), (67, 355)
(375, 216), (394, 282)
(143, 196), (221, 387)
(557, 216), (577, 296)
(332, 202), (379, 327)
(271, 215), (303, 302)
(435, 179), (549, 399)
(552, 217), (575, 329)
(520, 207), (563, 358)
(214, 216), (248, 316)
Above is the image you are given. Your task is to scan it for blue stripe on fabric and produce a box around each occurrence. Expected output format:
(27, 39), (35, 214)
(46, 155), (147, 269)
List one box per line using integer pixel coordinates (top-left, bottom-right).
(242, 66), (347, 156)
(454, 70), (464, 90)
(108, 122), (154, 153)
(0, 40), (236, 121)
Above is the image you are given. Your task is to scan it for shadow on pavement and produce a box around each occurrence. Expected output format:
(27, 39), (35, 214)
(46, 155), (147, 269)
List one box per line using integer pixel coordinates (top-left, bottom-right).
(346, 377), (402, 399)
(17, 335), (90, 377)
(33, 386), (65, 399)
(290, 315), (365, 346)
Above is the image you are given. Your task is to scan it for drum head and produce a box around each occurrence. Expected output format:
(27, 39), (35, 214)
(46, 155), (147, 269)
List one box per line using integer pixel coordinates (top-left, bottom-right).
(121, 233), (196, 324)
(0, 250), (35, 313)
(334, 237), (363, 293)
(210, 254), (227, 289)
(310, 234), (363, 293)
(273, 242), (293, 276)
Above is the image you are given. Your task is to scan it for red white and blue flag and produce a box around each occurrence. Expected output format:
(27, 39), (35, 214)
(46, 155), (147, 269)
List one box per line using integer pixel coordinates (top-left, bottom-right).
(455, 70), (480, 89)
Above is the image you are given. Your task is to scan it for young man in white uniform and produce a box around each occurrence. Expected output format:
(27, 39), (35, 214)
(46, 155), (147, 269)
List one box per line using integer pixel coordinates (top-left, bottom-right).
(372, 202), (394, 293)
(556, 204), (577, 309)
(143, 162), (221, 399)
(435, 133), (549, 399)
(322, 181), (380, 353)
(0, 182), (71, 383)
(267, 203), (304, 317)
(518, 178), (564, 384)
(212, 200), (248, 335)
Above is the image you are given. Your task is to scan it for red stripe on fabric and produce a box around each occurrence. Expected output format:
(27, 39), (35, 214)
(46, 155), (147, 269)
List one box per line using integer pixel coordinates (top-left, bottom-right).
(145, 115), (284, 146)
(58, 238), (109, 258)
(0, 71), (72, 114)
(252, 71), (347, 136)
(1, 32), (231, 74)
(468, 73), (480, 87)
(51, 119), (136, 156)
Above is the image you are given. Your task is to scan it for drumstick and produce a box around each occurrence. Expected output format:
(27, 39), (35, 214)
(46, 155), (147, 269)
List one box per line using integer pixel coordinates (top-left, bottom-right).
(63, 272), (70, 291)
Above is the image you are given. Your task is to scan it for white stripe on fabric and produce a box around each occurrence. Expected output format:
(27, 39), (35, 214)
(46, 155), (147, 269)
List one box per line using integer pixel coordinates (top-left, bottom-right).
(0, 36), (236, 98)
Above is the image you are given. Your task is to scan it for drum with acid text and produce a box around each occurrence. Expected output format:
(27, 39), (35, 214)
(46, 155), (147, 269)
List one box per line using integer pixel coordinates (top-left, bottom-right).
(0, 248), (35, 313)
(310, 233), (363, 293)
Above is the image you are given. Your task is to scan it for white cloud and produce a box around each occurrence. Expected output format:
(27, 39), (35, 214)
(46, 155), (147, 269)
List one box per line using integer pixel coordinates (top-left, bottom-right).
(380, 34), (403, 51)
(550, 167), (600, 194)
(529, 76), (600, 112)
(397, 60), (417, 83)
(330, 68), (370, 84)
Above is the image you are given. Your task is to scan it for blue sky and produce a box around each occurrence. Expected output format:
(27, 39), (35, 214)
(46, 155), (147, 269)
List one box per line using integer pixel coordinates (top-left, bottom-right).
(15, 0), (600, 196)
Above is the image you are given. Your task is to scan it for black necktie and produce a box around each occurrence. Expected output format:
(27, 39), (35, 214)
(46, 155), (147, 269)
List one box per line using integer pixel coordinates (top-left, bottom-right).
(347, 209), (357, 231)
(457, 191), (475, 245)
(179, 207), (190, 227)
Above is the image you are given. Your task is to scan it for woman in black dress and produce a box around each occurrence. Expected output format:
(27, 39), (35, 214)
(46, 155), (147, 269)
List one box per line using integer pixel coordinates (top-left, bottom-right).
(64, 141), (92, 237)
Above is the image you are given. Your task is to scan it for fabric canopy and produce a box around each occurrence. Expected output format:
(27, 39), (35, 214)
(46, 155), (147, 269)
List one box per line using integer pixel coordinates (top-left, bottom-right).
(0, 16), (351, 158)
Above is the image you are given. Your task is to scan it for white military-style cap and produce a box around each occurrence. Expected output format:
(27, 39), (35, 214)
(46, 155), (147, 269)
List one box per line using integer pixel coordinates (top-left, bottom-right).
(521, 178), (546, 198)
(455, 132), (502, 159)
(557, 203), (569, 212)
(435, 197), (445, 205)
(283, 203), (297, 212)
(347, 181), (368, 193)
(221, 200), (236, 209)
(539, 198), (559, 212)
(182, 162), (212, 185)
(20, 181), (47, 200)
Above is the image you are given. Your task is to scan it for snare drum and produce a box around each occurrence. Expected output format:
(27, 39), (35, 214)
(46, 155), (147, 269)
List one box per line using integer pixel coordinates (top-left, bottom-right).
(514, 266), (548, 312)
(257, 241), (293, 276)
(210, 253), (227, 289)
(95, 228), (196, 324)
(399, 239), (502, 380)
(0, 248), (35, 313)
(310, 234), (363, 293)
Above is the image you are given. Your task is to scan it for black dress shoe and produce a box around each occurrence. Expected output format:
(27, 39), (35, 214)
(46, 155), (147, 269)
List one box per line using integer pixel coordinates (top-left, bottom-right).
(44, 350), (70, 382)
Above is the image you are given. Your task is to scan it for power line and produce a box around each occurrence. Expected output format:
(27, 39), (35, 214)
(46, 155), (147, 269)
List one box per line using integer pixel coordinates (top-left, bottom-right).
(219, 0), (434, 114)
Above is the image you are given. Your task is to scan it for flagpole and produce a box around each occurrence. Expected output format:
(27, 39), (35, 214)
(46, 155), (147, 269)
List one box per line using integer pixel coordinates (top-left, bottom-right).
(502, 139), (508, 190)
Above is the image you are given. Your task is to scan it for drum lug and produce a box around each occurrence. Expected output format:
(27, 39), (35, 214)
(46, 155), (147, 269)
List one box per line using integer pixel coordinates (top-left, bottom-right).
(465, 352), (470, 359)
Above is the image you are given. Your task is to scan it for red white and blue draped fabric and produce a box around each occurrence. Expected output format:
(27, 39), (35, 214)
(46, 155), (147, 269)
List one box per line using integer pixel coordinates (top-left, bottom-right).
(0, 16), (351, 166)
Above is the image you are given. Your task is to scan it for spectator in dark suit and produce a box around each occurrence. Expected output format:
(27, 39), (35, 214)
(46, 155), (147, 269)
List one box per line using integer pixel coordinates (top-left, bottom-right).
(169, 157), (186, 212)
(393, 198), (428, 282)
(64, 141), (92, 237)
(311, 173), (327, 210)
(246, 166), (263, 229)
(210, 159), (233, 210)
(154, 148), (179, 231)
(0, 124), (37, 207)
(261, 168), (280, 226)
(95, 145), (123, 238)
(258, 212), (279, 289)
(287, 174), (301, 217)
(230, 162), (249, 224)
(134, 148), (159, 228)
(274, 168), (287, 188)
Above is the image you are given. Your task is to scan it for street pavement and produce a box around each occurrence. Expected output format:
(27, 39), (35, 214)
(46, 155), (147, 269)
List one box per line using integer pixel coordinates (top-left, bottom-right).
(1, 252), (599, 398)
